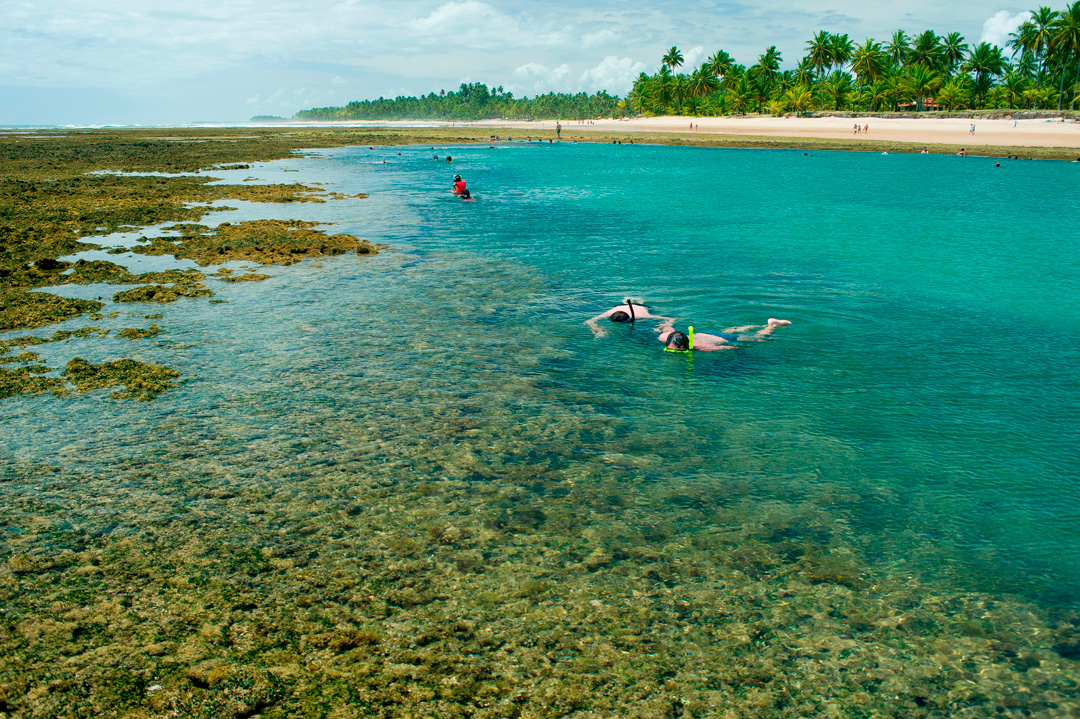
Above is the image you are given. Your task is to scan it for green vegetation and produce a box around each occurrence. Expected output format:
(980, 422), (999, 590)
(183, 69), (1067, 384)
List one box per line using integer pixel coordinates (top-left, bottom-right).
(0, 128), (403, 401)
(630, 3), (1080, 115)
(295, 82), (622, 121)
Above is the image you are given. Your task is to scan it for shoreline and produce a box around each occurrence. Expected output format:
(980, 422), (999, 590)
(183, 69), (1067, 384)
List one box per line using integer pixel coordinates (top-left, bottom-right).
(238, 115), (1080, 161)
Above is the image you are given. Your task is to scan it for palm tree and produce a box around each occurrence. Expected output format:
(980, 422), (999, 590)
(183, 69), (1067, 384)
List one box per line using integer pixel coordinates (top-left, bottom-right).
(851, 39), (888, 109)
(753, 45), (783, 84)
(824, 71), (854, 109)
(1050, 1), (1080, 109)
(963, 42), (1006, 108)
(1031, 6), (1062, 88)
(886, 30), (911, 67)
(794, 56), (817, 87)
(830, 33), (854, 75)
(706, 50), (734, 79)
(766, 98), (788, 116)
(654, 65), (675, 111)
(662, 46), (684, 73)
(902, 64), (944, 110)
(908, 30), (945, 70)
(934, 78), (969, 109)
(1000, 69), (1029, 108)
(689, 65), (720, 101)
(941, 32), (968, 76)
(783, 85), (815, 114)
(806, 30), (833, 108)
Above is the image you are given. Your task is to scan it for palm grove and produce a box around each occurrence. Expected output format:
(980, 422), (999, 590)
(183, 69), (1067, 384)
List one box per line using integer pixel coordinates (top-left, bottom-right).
(630, 3), (1080, 116)
(294, 4), (1080, 121)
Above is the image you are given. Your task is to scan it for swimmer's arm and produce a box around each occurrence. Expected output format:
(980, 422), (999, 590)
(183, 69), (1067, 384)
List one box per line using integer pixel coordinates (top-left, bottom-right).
(586, 313), (610, 338)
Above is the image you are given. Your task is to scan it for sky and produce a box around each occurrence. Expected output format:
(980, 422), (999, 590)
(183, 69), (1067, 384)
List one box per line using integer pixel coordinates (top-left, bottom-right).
(0, 0), (1035, 126)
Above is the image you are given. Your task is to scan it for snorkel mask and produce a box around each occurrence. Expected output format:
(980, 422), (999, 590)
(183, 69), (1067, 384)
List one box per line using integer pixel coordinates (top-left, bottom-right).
(664, 326), (694, 353)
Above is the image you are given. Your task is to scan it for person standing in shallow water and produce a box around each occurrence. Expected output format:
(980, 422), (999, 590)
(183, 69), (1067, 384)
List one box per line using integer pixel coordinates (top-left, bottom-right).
(659, 318), (792, 351)
(452, 174), (467, 195)
(586, 299), (672, 338)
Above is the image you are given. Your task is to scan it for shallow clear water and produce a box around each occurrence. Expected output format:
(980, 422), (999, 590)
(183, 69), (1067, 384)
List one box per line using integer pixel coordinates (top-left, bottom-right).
(5, 141), (1080, 613)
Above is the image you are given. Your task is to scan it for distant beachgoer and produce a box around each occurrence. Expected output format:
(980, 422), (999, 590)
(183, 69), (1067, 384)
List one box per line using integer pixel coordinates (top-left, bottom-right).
(586, 300), (673, 338)
(433, 154), (439, 160)
(453, 174), (466, 195)
(556, 122), (562, 140)
(854, 123), (859, 134)
(921, 147), (929, 154)
(970, 123), (976, 135)
(659, 319), (792, 352)
(446, 156), (453, 163)
(957, 148), (967, 157)
(461, 189), (473, 200)
(1013, 117), (1018, 128)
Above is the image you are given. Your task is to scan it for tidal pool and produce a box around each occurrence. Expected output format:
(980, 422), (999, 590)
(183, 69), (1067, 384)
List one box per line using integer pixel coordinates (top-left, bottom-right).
(2, 142), (1079, 718)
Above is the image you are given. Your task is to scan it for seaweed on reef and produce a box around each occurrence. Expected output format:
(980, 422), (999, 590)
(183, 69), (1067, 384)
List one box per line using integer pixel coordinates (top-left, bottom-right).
(0, 289), (103, 332)
(115, 324), (161, 340)
(214, 267), (271, 282)
(133, 219), (376, 266)
(112, 284), (212, 303)
(60, 357), (180, 400)
(0, 365), (66, 398)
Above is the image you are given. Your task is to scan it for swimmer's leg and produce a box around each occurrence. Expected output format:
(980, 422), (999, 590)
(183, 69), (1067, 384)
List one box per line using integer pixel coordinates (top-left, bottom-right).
(753, 318), (792, 339)
(723, 324), (761, 333)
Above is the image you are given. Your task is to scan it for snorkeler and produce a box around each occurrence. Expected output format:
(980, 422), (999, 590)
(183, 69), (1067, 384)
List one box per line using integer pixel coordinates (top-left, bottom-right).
(453, 174), (467, 194)
(659, 318), (792, 352)
(586, 299), (673, 338)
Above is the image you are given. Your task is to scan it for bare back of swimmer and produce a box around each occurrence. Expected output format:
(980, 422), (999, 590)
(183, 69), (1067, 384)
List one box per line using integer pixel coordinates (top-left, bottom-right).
(586, 299), (673, 338)
(658, 318), (792, 351)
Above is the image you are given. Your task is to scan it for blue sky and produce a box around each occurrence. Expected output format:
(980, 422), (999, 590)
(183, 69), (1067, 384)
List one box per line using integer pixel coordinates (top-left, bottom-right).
(1, 0), (1032, 125)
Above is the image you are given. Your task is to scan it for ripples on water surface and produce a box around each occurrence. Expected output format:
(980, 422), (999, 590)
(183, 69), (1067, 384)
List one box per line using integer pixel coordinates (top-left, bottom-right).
(3, 141), (1080, 715)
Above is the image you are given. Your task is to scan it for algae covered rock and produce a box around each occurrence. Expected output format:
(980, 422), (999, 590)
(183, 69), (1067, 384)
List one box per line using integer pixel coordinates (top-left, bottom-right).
(133, 219), (376, 266)
(116, 324), (161, 340)
(0, 289), (103, 331)
(61, 357), (180, 400)
(113, 284), (212, 303)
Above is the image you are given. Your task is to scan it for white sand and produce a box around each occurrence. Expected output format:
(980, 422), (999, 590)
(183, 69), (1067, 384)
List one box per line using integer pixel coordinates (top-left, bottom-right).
(477, 115), (1080, 149)
(309, 115), (1080, 150)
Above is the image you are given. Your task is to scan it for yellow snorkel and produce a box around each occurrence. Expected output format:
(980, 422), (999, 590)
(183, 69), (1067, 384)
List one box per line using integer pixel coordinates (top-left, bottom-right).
(664, 325), (694, 353)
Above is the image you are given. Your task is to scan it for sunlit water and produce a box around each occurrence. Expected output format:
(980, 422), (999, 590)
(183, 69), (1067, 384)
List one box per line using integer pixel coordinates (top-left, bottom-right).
(4, 141), (1080, 612)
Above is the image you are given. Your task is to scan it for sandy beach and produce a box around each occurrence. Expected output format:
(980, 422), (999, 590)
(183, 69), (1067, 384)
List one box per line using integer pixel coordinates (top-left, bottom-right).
(287, 115), (1080, 153)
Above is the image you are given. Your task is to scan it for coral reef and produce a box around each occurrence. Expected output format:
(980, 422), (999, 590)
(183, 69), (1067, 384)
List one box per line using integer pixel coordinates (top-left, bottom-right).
(134, 220), (375, 266)
(60, 357), (180, 400)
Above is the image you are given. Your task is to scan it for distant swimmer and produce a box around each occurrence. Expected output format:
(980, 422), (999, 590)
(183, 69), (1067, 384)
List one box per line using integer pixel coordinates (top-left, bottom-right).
(461, 189), (473, 201)
(659, 318), (792, 352)
(586, 299), (673, 338)
(446, 156), (453, 163)
(453, 174), (467, 195)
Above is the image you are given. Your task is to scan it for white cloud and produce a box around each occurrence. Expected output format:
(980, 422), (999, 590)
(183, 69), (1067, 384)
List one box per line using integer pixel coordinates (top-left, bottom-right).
(510, 62), (572, 94)
(579, 56), (647, 94)
(583, 28), (618, 47)
(980, 10), (1027, 47)
(682, 46), (706, 70)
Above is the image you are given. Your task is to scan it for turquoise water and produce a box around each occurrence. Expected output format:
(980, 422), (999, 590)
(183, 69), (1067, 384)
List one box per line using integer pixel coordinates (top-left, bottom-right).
(5, 140), (1080, 616)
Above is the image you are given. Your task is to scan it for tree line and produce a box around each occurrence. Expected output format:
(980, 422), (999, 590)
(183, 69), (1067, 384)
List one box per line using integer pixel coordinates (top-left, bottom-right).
(291, 4), (1079, 121)
(293, 83), (621, 121)
(630, 3), (1080, 115)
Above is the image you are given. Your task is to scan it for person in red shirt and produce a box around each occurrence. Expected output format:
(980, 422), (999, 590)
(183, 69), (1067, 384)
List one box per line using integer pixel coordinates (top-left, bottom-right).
(452, 174), (467, 194)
